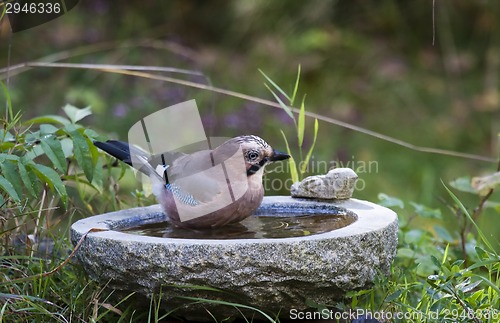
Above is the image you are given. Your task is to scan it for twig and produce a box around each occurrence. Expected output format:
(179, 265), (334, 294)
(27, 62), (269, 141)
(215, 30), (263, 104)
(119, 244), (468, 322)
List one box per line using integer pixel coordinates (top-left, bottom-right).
(0, 228), (108, 286)
(5, 62), (496, 164)
(31, 188), (47, 258)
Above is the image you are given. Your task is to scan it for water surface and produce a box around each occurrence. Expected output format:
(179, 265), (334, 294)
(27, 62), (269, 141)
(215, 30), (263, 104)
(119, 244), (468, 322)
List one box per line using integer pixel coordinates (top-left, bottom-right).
(121, 211), (357, 239)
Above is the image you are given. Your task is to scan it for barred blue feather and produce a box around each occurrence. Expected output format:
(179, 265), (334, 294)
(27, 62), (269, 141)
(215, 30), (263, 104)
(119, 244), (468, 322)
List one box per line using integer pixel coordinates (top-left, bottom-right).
(165, 183), (200, 206)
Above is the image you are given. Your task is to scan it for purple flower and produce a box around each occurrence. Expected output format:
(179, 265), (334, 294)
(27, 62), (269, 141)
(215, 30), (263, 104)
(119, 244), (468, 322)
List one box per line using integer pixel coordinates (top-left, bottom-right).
(113, 103), (129, 118)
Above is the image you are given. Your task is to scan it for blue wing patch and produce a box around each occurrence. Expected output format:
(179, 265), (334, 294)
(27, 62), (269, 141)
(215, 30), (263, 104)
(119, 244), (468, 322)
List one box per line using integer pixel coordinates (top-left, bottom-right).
(165, 183), (200, 206)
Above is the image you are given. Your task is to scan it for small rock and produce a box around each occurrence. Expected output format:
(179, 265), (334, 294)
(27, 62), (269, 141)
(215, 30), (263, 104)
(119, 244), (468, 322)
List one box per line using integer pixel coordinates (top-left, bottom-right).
(291, 168), (358, 199)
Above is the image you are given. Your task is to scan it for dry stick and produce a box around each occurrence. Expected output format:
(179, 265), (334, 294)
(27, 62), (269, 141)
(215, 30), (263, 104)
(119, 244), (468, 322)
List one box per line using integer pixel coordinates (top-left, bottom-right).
(9, 62), (496, 163)
(0, 228), (108, 286)
(31, 188), (47, 258)
(106, 68), (497, 162)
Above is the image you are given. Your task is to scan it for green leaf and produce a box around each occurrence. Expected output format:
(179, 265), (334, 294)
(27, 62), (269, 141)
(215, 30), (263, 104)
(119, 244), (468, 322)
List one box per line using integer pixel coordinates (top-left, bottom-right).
(410, 202), (442, 219)
(396, 248), (415, 259)
(84, 128), (105, 141)
(472, 275), (500, 295)
(18, 158), (39, 198)
(300, 118), (318, 175)
(0, 130), (14, 143)
(280, 129), (299, 183)
(297, 95), (306, 147)
(87, 134), (99, 171)
(60, 137), (74, 158)
(62, 104), (92, 124)
(434, 225), (454, 242)
(40, 136), (67, 173)
(62, 174), (101, 193)
(0, 153), (20, 162)
(0, 175), (20, 202)
(378, 193), (404, 208)
(474, 246), (490, 261)
(66, 125), (93, 182)
(39, 124), (59, 135)
(459, 279), (482, 294)
(264, 84), (295, 122)
(24, 115), (70, 126)
(385, 290), (402, 303)
(290, 65), (301, 106)
(24, 143), (45, 160)
(0, 160), (23, 199)
(430, 255), (442, 269)
(259, 69), (291, 102)
(449, 176), (476, 194)
(28, 163), (68, 207)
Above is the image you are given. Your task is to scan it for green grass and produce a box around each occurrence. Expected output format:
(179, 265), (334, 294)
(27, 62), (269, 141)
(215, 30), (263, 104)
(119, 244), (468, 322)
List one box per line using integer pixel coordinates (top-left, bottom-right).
(2, 2), (500, 317)
(2, 180), (500, 322)
(1, 104), (500, 322)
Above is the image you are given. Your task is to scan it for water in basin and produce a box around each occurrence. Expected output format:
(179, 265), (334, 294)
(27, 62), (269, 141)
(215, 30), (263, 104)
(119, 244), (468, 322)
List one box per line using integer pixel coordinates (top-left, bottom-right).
(121, 210), (357, 239)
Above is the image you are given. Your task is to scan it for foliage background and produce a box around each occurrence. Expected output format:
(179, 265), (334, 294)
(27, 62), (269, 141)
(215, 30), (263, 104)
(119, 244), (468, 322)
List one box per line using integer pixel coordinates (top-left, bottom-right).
(2, 0), (498, 230)
(1, 0), (500, 321)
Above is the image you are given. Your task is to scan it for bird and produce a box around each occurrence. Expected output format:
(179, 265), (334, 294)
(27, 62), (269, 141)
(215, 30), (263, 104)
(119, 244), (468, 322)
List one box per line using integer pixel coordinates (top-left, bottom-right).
(94, 135), (290, 229)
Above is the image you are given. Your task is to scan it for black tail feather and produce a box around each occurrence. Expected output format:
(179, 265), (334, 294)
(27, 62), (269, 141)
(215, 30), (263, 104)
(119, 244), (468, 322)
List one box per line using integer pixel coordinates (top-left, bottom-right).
(94, 140), (161, 178)
(94, 140), (133, 167)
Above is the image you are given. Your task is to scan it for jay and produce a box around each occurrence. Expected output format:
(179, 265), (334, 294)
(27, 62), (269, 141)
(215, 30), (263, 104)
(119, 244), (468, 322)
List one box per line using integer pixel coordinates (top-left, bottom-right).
(94, 135), (290, 229)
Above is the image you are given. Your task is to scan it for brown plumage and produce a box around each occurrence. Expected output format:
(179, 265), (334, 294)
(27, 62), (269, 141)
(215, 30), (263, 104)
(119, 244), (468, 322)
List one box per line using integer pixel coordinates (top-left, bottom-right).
(94, 135), (290, 229)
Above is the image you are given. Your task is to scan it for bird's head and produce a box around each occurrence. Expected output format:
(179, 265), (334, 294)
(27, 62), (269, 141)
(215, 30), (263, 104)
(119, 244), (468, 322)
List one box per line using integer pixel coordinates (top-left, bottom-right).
(230, 135), (290, 176)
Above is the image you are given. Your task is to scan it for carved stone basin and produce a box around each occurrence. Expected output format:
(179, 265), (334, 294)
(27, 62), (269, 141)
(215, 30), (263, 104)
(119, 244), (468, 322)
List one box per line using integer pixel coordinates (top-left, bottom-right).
(71, 196), (398, 321)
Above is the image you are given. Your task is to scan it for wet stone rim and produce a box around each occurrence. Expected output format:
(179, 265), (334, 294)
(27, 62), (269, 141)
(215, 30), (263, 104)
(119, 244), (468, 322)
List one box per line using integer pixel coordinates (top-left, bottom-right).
(70, 196), (398, 320)
(71, 196), (394, 243)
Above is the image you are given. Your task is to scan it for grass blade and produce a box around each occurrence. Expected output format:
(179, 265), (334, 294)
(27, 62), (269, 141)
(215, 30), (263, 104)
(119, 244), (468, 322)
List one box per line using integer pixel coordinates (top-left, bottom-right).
(300, 118), (319, 175)
(442, 181), (494, 252)
(179, 296), (276, 322)
(280, 129), (298, 183)
(297, 95), (306, 147)
(264, 84), (295, 122)
(290, 64), (301, 106)
(0, 80), (13, 121)
(259, 69), (291, 102)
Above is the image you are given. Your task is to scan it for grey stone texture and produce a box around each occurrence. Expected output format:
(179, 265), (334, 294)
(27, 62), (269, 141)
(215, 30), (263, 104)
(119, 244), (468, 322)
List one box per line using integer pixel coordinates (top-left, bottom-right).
(291, 168), (359, 199)
(71, 196), (397, 321)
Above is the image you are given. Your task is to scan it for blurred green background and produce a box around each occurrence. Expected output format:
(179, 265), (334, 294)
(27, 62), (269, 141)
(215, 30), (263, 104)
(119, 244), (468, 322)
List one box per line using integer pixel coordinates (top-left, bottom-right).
(1, 0), (499, 232)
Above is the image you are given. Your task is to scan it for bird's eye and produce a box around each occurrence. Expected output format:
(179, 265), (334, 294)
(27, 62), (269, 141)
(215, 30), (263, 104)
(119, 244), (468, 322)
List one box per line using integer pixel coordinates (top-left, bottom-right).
(246, 151), (259, 161)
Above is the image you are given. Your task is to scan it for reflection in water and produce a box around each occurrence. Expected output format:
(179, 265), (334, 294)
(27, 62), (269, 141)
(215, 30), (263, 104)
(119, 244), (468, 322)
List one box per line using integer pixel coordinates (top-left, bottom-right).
(121, 212), (357, 240)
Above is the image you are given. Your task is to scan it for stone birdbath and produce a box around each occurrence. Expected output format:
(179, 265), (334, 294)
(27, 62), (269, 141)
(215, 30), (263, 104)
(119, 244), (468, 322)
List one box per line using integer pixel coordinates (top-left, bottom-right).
(71, 168), (398, 321)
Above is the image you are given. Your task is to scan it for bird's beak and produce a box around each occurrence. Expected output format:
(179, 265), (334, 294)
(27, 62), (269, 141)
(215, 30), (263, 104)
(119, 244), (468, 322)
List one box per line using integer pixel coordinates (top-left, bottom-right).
(269, 149), (291, 162)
